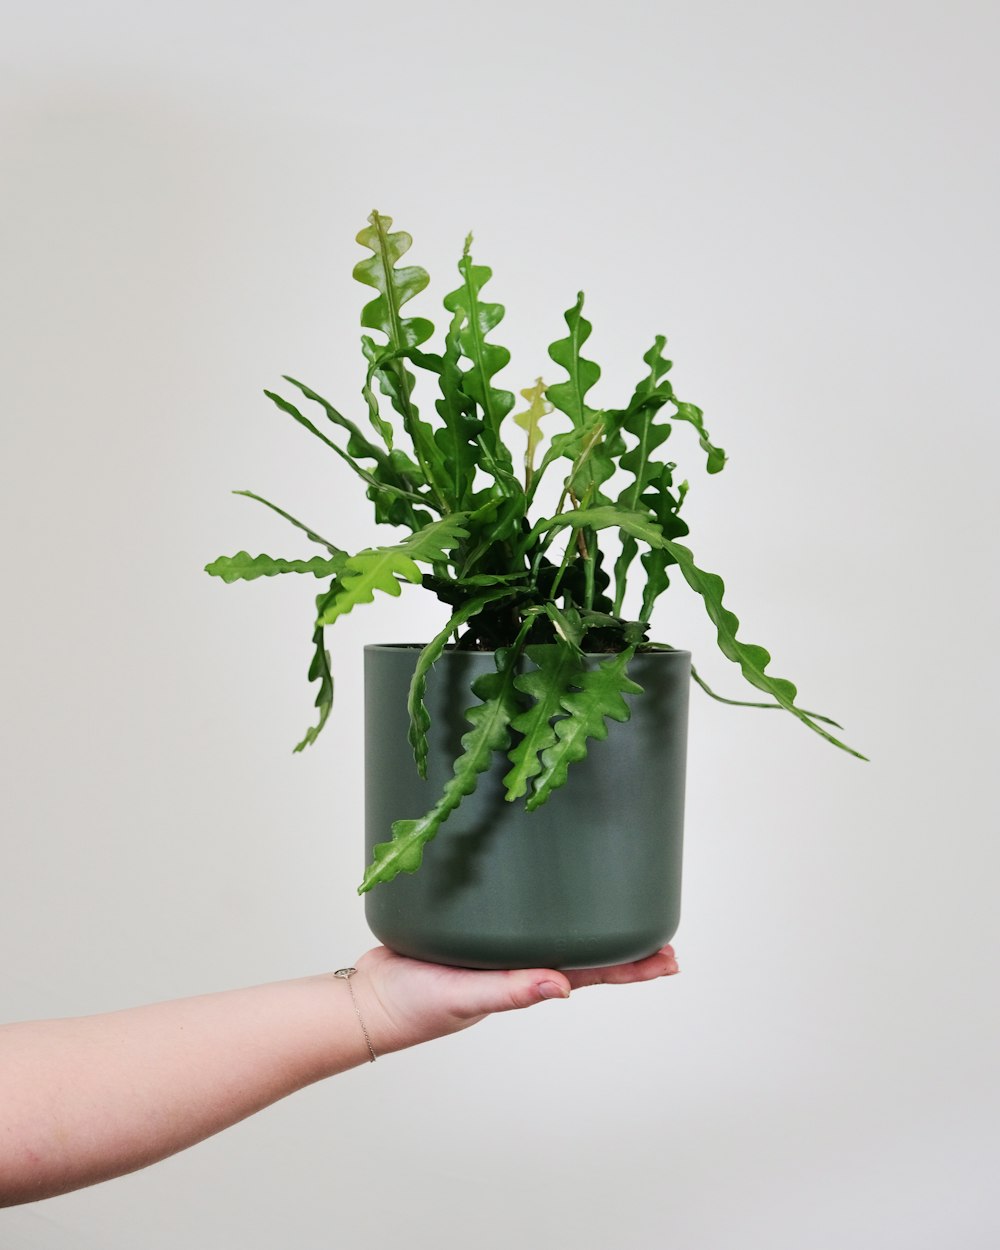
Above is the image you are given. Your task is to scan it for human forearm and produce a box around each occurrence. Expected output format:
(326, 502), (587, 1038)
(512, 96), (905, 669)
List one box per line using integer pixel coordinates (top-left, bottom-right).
(0, 973), (366, 1205)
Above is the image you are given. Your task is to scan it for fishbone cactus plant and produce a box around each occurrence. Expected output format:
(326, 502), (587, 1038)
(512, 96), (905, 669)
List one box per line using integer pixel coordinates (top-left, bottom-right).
(207, 211), (864, 892)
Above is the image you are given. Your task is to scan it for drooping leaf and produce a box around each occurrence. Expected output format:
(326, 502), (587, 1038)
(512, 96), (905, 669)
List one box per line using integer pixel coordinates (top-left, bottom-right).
(231, 490), (344, 555)
(205, 551), (347, 583)
(293, 618), (334, 752)
(315, 515), (470, 627)
(443, 234), (516, 482)
(525, 648), (643, 811)
(687, 662), (844, 728)
(504, 643), (586, 802)
(407, 586), (520, 779)
(359, 637), (529, 892)
(532, 507), (866, 759)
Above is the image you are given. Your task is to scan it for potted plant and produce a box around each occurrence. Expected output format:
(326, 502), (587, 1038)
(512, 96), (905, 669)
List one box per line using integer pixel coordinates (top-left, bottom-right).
(206, 211), (864, 969)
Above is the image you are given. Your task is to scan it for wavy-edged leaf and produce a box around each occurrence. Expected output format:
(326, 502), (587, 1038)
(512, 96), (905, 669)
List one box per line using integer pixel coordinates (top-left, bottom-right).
(205, 551), (346, 583)
(359, 637), (529, 892)
(533, 507), (866, 759)
(316, 515), (470, 626)
(672, 400), (727, 474)
(354, 210), (434, 351)
(293, 618), (334, 752)
(547, 292), (600, 428)
(432, 310), (482, 509)
(231, 490), (343, 555)
(407, 585), (521, 779)
(354, 211), (447, 506)
(525, 648), (642, 811)
(443, 234), (515, 482)
(687, 662), (843, 728)
(512, 378), (551, 490)
(504, 642), (586, 802)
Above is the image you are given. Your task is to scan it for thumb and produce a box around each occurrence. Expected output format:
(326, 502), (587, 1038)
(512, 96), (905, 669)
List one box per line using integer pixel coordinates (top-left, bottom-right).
(456, 968), (572, 1018)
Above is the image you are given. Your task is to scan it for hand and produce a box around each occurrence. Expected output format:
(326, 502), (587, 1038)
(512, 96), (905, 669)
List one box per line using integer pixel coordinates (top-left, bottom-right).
(351, 944), (680, 1056)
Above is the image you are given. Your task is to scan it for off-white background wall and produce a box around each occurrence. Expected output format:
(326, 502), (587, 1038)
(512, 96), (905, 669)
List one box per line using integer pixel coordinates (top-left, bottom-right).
(2, 2), (997, 1247)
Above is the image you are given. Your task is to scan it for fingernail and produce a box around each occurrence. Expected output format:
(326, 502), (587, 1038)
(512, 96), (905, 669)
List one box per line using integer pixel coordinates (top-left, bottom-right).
(537, 980), (570, 1001)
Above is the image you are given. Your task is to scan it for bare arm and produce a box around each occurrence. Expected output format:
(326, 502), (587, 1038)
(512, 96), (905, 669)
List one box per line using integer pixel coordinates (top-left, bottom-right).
(0, 944), (678, 1206)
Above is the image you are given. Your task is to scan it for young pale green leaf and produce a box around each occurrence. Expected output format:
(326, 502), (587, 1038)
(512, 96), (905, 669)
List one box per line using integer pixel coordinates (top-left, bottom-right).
(231, 490), (344, 555)
(512, 378), (551, 489)
(293, 619), (334, 752)
(504, 643), (587, 802)
(525, 648), (643, 811)
(407, 586), (520, 779)
(205, 551), (346, 583)
(360, 647), (526, 892)
(443, 235), (515, 481)
(316, 515), (470, 627)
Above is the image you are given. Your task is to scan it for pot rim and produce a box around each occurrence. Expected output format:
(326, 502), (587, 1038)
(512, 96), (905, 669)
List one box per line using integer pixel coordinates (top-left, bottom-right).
(364, 642), (692, 659)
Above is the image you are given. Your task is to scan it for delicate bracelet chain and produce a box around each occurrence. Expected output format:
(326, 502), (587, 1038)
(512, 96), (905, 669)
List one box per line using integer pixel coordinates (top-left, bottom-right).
(333, 968), (377, 1063)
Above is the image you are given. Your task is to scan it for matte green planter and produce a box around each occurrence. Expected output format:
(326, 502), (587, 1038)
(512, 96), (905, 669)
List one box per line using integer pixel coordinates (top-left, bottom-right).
(364, 644), (690, 970)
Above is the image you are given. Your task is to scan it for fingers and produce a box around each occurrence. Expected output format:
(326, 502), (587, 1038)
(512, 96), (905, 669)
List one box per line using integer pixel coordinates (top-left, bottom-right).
(564, 945), (679, 990)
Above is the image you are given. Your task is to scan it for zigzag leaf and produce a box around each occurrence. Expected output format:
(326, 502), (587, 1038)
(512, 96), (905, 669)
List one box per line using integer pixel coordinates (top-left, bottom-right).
(316, 515), (470, 626)
(525, 648), (642, 811)
(443, 235), (516, 486)
(293, 616), (334, 753)
(205, 552), (347, 583)
(360, 642), (527, 892)
(513, 378), (552, 491)
(407, 585), (520, 778)
(354, 211), (448, 507)
(504, 643), (586, 802)
(532, 506), (866, 759)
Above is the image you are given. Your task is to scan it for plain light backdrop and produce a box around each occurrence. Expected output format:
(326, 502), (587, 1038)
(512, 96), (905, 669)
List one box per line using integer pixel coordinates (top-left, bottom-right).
(2, 2), (997, 1247)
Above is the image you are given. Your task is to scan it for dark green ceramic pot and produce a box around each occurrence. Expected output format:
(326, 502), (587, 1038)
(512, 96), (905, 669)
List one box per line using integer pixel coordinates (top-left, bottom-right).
(364, 644), (690, 970)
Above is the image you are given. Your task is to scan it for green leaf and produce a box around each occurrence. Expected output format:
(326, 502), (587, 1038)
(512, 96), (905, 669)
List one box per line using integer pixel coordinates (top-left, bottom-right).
(688, 662), (844, 729)
(316, 515), (470, 626)
(231, 490), (344, 556)
(407, 586), (520, 779)
(672, 400), (727, 474)
(359, 638), (529, 892)
(354, 212), (448, 507)
(547, 293), (600, 429)
(262, 389), (434, 513)
(533, 507), (866, 760)
(432, 310), (483, 509)
(354, 211), (434, 351)
(504, 643), (587, 802)
(281, 374), (391, 467)
(443, 234), (515, 482)
(525, 648), (643, 811)
(205, 552), (347, 583)
(293, 619), (334, 752)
